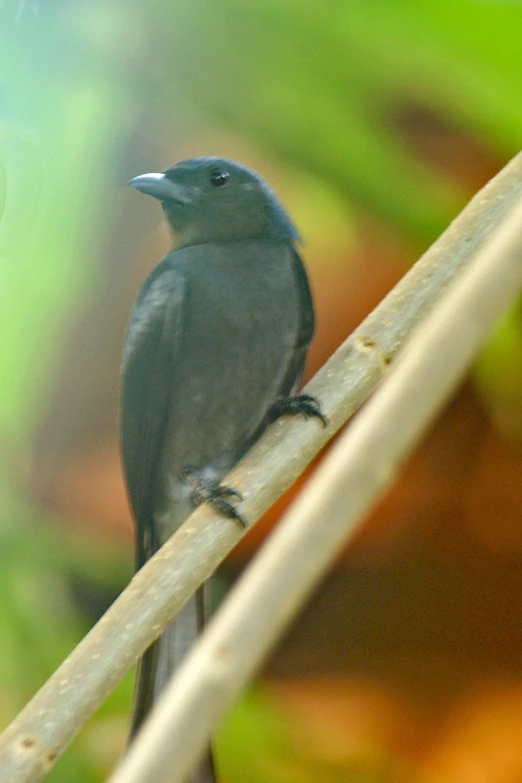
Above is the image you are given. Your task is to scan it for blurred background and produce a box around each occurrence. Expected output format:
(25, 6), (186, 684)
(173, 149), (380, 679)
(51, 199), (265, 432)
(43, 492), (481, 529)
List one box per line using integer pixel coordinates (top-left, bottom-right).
(1, 1), (522, 781)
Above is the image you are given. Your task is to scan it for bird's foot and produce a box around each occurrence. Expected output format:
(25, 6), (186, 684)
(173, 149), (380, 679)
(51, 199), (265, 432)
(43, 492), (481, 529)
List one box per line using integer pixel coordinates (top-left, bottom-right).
(270, 394), (327, 427)
(180, 468), (246, 527)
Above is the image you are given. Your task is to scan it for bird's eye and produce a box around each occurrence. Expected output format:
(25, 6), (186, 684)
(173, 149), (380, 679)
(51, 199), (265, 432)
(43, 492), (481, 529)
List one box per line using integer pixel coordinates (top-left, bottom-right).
(210, 169), (229, 187)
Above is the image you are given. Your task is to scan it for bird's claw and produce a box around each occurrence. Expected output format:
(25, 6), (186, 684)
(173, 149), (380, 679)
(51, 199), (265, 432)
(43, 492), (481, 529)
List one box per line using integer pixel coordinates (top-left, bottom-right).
(211, 484), (243, 501)
(270, 393), (327, 427)
(206, 495), (247, 527)
(180, 468), (246, 527)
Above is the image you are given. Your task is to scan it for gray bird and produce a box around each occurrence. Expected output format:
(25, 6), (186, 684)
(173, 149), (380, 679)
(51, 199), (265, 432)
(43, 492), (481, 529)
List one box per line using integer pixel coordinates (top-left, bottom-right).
(121, 157), (323, 782)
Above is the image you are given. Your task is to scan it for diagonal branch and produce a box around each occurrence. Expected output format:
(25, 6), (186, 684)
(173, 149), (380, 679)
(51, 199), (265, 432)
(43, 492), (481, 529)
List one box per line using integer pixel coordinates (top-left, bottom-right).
(0, 152), (521, 783)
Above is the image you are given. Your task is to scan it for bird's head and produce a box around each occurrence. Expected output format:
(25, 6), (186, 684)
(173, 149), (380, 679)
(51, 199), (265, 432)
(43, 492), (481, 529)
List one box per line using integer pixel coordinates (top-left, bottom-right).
(129, 157), (299, 248)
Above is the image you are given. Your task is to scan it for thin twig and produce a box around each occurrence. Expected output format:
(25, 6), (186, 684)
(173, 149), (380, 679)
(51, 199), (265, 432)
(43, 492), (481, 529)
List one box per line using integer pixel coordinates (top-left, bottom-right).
(0, 152), (521, 783)
(108, 180), (522, 783)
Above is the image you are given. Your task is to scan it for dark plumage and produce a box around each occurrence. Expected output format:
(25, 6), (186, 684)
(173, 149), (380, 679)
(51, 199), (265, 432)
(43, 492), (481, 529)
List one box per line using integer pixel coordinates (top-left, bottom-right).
(121, 157), (317, 782)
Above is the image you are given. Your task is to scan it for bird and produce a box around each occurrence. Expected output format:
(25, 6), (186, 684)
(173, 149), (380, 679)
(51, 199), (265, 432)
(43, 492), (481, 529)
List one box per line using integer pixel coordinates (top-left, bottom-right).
(120, 156), (324, 782)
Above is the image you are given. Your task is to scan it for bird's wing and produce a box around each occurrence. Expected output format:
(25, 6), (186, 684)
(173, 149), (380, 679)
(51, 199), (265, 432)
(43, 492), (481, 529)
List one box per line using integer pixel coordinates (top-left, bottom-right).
(280, 246), (315, 395)
(120, 260), (185, 568)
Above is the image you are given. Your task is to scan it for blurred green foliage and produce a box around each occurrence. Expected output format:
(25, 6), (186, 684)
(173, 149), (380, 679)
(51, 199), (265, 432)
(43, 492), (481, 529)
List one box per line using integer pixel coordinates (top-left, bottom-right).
(217, 689), (392, 783)
(1, 0), (522, 780)
(0, 479), (133, 782)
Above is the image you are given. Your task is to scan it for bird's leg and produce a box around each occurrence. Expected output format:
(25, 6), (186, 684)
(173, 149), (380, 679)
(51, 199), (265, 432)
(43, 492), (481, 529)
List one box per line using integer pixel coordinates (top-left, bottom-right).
(180, 468), (247, 528)
(270, 393), (327, 427)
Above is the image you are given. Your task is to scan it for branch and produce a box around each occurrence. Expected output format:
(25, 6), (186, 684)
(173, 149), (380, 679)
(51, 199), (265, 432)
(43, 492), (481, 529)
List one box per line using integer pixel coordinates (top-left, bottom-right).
(0, 152), (521, 783)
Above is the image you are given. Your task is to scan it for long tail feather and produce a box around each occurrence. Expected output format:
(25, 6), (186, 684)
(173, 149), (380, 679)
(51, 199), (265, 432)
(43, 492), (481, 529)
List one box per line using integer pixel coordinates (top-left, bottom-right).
(129, 587), (216, 783)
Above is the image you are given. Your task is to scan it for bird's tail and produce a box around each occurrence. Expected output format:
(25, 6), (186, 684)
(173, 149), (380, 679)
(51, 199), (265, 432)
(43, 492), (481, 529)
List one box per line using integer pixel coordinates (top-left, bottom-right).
(129, 586), (216, 783)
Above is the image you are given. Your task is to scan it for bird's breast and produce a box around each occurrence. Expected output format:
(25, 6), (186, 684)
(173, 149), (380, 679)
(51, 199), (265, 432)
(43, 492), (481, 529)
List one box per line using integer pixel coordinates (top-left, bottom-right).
(162, 240), (301, 470)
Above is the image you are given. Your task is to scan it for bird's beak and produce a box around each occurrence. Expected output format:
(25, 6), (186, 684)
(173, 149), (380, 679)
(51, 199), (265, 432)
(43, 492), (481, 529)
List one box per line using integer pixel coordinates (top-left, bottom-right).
(128, 173), (191, 204)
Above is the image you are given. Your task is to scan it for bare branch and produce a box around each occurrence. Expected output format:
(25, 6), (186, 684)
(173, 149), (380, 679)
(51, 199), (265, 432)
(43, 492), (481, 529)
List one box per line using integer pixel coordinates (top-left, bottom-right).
(108, 173), (522, 783)
(0, 152), (521, 783)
